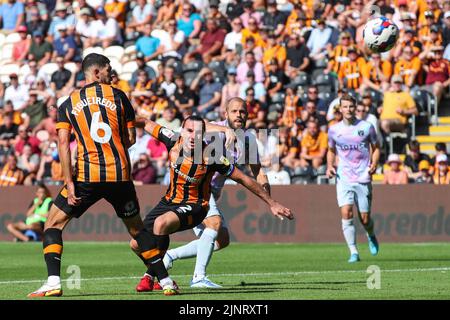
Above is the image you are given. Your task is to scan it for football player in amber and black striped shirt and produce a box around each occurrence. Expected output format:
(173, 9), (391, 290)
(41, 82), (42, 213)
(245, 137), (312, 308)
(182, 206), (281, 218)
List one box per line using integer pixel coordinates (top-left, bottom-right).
(29, 53), (172, 297)
(129, 115), (294, 292)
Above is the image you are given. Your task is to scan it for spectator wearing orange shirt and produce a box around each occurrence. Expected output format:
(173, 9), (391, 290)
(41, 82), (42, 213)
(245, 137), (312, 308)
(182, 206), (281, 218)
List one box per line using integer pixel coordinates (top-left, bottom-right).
(0, 154), (24, 186)
(338, 46), (366, 94)
(433, 154), (450, 185)
(325, 32), (352, 77)
(300, 120), (328, 170)
(383, 154), (409, 185)
(104, 0), (128, 30)
(263, 32), (286, 71)
(361, 52), (392, 93)
(394, 45), (422, 89)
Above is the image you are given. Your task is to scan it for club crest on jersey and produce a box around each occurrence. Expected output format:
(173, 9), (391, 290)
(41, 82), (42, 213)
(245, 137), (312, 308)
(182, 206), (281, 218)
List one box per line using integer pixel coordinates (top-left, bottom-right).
(358, 130), (364, 137)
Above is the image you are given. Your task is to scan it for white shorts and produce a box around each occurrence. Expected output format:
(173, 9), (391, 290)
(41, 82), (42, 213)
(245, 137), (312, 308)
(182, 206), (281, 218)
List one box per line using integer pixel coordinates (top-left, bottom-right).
(336, 181), (372, 213)
(193, 192), (228, 237)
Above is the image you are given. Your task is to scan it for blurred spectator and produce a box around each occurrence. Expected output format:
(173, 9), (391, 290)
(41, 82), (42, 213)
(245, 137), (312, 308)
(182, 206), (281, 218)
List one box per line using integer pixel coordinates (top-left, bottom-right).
(136, 23), (162, 62)
(220, 67), (240, 111)
(415, 160), (432, 184)
(32, 106), (58, 142)
(0, 114), (19, 154)
(0, 100), (27, 126)
(423, 46), (450, 105)
(6, 184), (52, 242)
(47, 2), (76, 41)
(104, 0), (127, 30)
(159, 66), (177, 97)
(383, 153), (409, 185)
(244, 87), (265, 128)
(326, 88), (346, 122)
(266, 162), (291, 185)
(285, 33), (310, 78)
(190, 67), (222, 116)
(130, 52), (157, 88)
(263, 32), (286, 71)
(156, 106), (181, 131)
(50, 56), (72, 98)
(444, 11), (450, 47)
(394, 45), (421, 89)
(430, 142), (450, 169)
(110, 70), (131, 97)
(52, 24), (77, 62)
(222, 17), (243, 53)
(23, 91), (46, 129)
(404, 140), (431, 180)
(29, 78), (56, 107)
(263, 0), (287, 36)
(433, 154), (450, 185)
(380, 75), (417, 134)
(183, 18), (226, 64)
(240, 36), (263, 62)
(138, 88), (169, 120)
(176, 3), (202, 39)
(240, 1), (261, 28)
(36, 141), (63, 185)
(265, 58), (285, 98)
(237, 51), (264, 84)
(153, 19), (185, 62)
(147, 136), (168, 173)
(28, 30), (53, 67)
(126, 0), (155, 39)
(89, 6), (121, 48)
(328, 104), (343, 127)
(300, 120), (327, 171)
(301, 100), (328, 130)
(128, 127), (151, 165)
(12, 25), (31, 64)
(241, 17), (265, 48)
(256, 127), (278, 167)
(22, 60), (50, 89)
(239, 70), (266, 104)
(355, 102), (379, 136)
(303, 85), (327, 116)
(307, 19), (332, 61)
(361, 52), (392, 94)
(173, 74), (195, 117)
(338, 46), (366, 94)
(17, 144), (40, 185)
(132, 153), (157, 185)
(76, 8), (95, 48)
(4, 74), (29, 111)
(0, 154), (24, 186)
(325, 32), (352, 76)
(14, 125), (41, 156)
(329, 14), (355, 46)
(153, 0), (176, 27)
(0, 0), (25, 32)
(225, 0), (244, 21)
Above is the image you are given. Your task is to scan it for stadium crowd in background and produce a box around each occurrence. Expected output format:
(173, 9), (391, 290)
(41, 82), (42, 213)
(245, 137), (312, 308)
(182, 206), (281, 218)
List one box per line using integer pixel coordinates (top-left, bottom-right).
(1, 0), (450, 187)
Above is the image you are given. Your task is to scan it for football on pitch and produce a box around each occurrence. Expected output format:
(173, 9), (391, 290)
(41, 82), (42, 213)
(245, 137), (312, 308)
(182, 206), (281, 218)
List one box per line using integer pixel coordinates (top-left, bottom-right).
(363, 16), (399, 53)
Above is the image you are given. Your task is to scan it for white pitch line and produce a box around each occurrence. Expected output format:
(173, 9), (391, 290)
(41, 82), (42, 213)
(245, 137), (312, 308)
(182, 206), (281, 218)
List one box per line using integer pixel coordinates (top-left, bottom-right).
(1, 267), (449, 285)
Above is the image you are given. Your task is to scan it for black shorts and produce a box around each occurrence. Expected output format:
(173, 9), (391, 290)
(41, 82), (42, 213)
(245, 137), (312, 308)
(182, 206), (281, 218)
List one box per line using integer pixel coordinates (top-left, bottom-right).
(143, 198), (207, 233)
(54, 181), (140, 219)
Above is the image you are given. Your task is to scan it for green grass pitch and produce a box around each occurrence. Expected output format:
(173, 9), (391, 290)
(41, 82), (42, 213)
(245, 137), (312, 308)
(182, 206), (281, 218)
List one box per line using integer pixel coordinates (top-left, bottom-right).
(1, 242), (450, 300)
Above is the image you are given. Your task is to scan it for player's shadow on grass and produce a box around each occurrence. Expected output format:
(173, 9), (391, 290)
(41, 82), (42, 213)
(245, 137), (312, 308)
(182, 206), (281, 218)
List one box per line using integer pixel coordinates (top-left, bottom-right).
(376, 257), (450, 262)
(238, 280), (364, 287)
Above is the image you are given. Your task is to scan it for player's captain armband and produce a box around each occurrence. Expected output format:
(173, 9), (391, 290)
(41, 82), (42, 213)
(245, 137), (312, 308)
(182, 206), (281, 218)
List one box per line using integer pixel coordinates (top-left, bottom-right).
(220, 156), (235, 176)
(161, 127), (175, 139)
(56, 122), (72, 130)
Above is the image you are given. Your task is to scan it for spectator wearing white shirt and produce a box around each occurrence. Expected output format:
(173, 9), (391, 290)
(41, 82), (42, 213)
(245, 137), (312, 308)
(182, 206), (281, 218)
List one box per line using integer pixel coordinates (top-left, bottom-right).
(89, 7), (121, 48)
(4, 74), (29, 112)
(76, 8), (96, 48)
(152, 19), (185, 61)
(223, 18), (243, 51)
(128, 127), (151, 165)
(267, 162), (291, 185)
(126, 0), (156, 39)
(306, 19), (332, 62)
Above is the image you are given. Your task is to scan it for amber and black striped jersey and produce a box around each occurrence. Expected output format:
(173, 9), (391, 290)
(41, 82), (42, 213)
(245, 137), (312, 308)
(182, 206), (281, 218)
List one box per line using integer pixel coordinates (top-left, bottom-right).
(0, 164), (24, 186)
(56, 82), (135, 183)
(149, 124), (235, 208)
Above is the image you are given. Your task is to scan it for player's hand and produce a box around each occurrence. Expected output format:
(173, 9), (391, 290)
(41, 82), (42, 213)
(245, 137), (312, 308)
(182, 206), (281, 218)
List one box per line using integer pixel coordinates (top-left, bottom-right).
(369, 163), (377, 175)
(225, 127), (236, 150)
(326, 166), (336, 178)
(270, 201), (294, 221)
(67, 182), (81, 207)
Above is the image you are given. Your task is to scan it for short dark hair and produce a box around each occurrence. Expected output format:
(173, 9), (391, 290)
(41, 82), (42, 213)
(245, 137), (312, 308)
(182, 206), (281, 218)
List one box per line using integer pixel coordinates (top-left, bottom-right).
(82, 53), (110, 73)
(409, 140), (420, 151)
(182, 115), (206, 133)
(435, 142), (447, 152)
(340, 93), (356, 106)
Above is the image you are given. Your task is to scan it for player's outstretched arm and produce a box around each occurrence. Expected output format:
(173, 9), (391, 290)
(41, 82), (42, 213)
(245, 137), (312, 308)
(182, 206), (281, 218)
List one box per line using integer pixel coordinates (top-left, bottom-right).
(326, 146), (337, 178)
(58, 128), (81, 206)
(229, 167), (293, 220)
(204, 120), (236, 149)
(250, 163), (271, 195)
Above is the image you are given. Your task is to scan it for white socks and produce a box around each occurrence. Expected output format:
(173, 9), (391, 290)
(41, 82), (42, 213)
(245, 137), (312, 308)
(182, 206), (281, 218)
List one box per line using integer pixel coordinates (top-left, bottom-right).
(342, 219), (358, 255)
(159, 277), (173, 288)
(167, 240), (200, 261)
(193, 228), (218, 280)
(47, 275), (61, 287)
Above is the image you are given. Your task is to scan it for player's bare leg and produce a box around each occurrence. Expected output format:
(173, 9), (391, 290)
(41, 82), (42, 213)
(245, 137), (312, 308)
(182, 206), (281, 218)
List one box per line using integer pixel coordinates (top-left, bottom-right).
(28, 205), (71, 297)
(340, 205), (360, 263)
(358, 211), (379, 256)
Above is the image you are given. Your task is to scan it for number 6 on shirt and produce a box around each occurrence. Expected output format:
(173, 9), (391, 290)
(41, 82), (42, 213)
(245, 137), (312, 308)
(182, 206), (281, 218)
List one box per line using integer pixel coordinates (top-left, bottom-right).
(90, 111), (112, 144)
